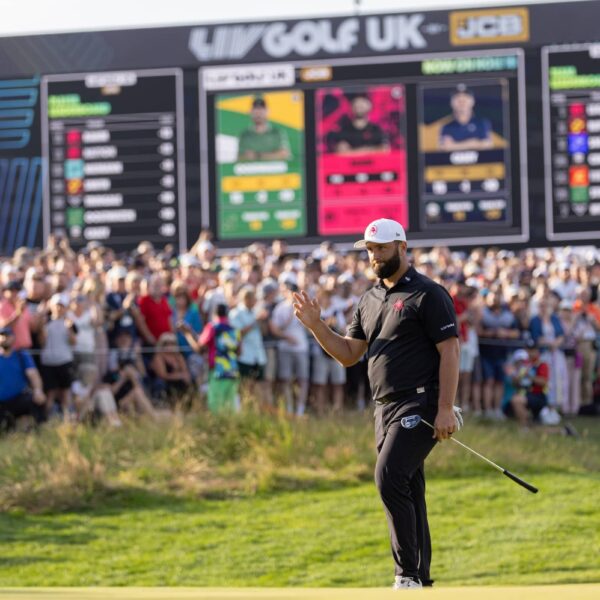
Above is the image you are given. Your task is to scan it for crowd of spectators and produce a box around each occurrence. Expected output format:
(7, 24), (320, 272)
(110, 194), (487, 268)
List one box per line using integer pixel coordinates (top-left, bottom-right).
(1, 231), (599, 431)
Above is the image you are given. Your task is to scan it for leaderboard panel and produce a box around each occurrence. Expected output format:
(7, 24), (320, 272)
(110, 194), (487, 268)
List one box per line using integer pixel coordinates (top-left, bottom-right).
(41, 69), (186, 252)
(200, 49), (528, 247)
(543, 44), (600, 241)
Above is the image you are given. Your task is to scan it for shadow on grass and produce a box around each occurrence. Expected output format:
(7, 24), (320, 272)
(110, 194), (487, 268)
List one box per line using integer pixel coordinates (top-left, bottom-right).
(1, 472), (376, 518)
(0, 486), (198, 536)
(0, 556), (65, 566)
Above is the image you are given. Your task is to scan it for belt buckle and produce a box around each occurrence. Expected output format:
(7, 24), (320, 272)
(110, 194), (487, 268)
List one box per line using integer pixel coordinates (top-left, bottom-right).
(416, 387), (425, 394)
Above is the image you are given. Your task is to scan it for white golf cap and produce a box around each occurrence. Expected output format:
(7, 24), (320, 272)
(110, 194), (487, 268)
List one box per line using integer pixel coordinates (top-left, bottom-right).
(353, 218), (406, 249)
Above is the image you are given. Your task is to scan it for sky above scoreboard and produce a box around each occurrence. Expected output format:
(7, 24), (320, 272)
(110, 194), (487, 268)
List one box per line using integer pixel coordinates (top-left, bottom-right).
(0, 0), (572, 36)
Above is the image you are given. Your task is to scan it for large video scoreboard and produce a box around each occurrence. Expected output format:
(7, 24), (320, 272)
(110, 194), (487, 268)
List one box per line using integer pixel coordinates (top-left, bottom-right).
(200, 49), (527, 247)
(1, 0), (600, 254)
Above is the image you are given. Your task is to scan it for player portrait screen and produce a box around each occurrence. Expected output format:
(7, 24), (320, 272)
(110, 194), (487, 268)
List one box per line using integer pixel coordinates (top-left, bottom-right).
(419, 81), (511, 227)
(214, 90), (306, 239)
(315, 85), (407, 235)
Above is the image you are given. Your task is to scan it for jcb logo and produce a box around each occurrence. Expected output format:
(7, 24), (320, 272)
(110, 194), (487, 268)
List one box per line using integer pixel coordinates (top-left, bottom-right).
(450, 8), (529, 45)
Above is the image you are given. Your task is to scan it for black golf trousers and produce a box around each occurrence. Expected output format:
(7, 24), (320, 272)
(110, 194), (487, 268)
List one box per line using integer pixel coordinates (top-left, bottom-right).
(374, 389), (438, 585)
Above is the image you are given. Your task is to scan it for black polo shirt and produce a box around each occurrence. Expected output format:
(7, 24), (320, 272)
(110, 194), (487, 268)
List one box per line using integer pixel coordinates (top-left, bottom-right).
(346, 266), (458, 401)
(328, 116), (386, 150)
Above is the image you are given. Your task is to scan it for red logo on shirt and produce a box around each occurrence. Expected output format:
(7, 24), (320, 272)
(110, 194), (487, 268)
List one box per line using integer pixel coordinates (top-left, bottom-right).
(393, 300), (404, 312)
(369, 225), (378, 235)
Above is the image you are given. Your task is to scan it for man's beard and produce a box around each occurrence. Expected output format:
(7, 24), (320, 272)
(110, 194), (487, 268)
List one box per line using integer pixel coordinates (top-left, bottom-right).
(373, 252), (401, 279)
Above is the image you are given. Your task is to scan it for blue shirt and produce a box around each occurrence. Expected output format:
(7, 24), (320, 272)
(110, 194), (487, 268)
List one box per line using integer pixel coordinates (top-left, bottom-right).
(230, 304), (267, 366)
(0, 350), (34, 401)
(480, 306), (519, 360)
(441, 117), (491, 143)
(106, 292), (138, 343)
(169, 300), (203, 357)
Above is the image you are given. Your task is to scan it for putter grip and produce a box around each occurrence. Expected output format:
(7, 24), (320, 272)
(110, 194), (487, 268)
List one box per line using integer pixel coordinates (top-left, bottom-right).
(503, 469), (539, 494)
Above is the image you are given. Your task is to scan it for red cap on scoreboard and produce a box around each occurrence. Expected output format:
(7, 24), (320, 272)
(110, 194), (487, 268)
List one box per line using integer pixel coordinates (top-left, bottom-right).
(354, 218), (407, 249)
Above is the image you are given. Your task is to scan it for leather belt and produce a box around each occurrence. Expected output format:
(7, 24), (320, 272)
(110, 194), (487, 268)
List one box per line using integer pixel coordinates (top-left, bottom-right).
(376, 385), (438, 405)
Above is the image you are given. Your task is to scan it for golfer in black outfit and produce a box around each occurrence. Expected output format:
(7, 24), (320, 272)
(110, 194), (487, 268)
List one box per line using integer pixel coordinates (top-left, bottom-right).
(293, 218), (460, 589)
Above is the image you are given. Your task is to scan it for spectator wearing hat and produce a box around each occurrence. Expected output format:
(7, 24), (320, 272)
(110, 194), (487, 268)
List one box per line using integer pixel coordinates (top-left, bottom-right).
(503, 344), (549, 428)
(229, 285), (268, 406)
(185, 304), (240, 413)
(332, 273), (358, 314)
(177, 254), (203, 300)
(191, 239), (219, 272)
(255, 279), (280, 407)
(106, 266), (140, 346)
(271, 274), (310, 416)
(39, 293), (77, 418)
(0, 279), (33, 351)
(0, 326), (46, 429)
(202, 270), (236, 322)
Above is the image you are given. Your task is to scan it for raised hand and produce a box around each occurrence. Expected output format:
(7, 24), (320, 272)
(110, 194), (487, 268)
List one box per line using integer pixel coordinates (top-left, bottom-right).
(292, 291), (321, 330)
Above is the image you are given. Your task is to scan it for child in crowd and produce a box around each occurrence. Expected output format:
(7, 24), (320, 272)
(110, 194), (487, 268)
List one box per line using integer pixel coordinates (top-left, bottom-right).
(71, 363), (122, 426)
(184, 303), (240, 413)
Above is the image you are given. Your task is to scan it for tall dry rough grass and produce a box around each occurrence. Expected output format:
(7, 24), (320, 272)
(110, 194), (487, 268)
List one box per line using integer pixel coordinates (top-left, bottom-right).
(0, 410), (597, 513)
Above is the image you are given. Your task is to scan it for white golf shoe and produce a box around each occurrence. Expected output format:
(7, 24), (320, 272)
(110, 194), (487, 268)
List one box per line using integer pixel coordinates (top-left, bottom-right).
(393, 576), (423, 589)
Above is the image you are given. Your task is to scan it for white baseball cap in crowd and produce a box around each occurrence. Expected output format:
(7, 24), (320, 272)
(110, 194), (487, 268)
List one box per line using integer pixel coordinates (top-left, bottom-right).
(559, 299), (574, 311)
(278, 271), (298, 287)
(108, 266), (128, 280)
(179, 254), (201, 268)
(49, 292), (70, 307)
(353, 218), (407, 249)
(513, 349), (529, 362)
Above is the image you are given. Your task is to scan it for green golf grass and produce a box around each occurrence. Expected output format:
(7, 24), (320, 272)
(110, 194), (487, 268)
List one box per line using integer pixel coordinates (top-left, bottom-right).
(0, 413), (598, 586)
